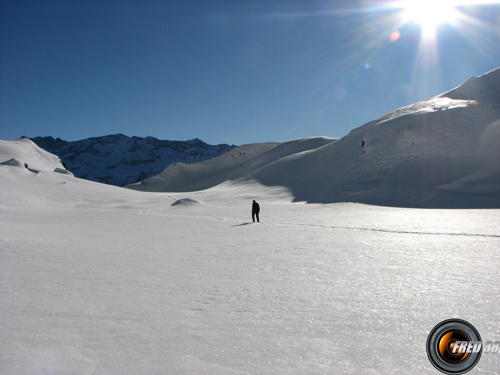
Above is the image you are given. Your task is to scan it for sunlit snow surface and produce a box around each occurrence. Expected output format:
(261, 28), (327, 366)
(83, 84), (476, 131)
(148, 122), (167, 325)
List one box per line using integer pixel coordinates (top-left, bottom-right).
(1, 167), (499, 374)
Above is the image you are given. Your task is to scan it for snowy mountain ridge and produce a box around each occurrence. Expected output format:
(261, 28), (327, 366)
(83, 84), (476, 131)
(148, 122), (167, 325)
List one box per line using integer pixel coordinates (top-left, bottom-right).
(129, 67), (500, 208)
(28, 134), (236, 186)
(2, 67), (500, 208)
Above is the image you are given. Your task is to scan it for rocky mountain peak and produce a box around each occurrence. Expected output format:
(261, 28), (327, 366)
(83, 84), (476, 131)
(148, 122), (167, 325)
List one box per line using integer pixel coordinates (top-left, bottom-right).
(28, 134), (236, 186)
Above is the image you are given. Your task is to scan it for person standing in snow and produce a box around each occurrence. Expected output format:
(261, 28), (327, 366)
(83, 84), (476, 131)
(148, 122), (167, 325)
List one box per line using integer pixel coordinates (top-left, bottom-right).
(252, 200), (260, 222)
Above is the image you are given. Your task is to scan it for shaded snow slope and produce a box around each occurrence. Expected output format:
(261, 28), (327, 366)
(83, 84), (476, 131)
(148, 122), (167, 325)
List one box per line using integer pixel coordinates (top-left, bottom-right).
(127, 137), (336, 192)
(129, 67), (500, 208)
(255, 68), (500, 207)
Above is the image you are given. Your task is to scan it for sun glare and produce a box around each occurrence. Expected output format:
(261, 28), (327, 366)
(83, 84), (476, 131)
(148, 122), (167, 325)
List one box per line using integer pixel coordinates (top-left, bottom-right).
(401, 0), (460, 31)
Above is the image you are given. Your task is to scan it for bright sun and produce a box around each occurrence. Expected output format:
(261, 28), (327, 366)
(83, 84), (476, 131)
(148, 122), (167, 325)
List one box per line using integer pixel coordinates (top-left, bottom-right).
(401, 0), (460, 30)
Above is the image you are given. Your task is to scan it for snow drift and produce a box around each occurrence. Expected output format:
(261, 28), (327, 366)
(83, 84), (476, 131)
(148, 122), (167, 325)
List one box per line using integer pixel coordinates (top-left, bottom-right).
(0, 138), (69, 174)
(171, 197), (206, 206)
(128, 67), (500, 208)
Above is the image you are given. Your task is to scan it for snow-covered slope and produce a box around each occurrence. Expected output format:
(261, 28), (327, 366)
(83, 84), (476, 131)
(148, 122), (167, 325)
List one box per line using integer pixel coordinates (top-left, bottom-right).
(129, 67), (500, 208)
(29, 134), (235, 186)
(0, 138), (67, 173)
(127, 137), (336, 192)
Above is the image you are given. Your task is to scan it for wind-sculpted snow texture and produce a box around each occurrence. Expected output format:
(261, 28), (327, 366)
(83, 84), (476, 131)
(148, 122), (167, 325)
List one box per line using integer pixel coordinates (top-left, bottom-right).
(0, 139), (76, 181)
(29, 134), (235, 186)
(0, 138), (67, 173)
(130, 67), (500, 208)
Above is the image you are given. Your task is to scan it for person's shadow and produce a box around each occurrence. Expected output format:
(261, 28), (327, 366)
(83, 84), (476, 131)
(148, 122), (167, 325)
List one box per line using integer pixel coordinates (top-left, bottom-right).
(231, 222), (255, 227)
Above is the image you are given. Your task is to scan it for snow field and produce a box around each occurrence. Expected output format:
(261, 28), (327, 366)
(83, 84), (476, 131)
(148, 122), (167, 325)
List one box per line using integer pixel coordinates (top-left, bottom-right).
(1, 170), (499, 374)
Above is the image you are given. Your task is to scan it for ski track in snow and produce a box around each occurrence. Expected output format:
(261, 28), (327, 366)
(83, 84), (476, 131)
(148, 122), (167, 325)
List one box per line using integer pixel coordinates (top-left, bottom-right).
(140, 209), (500, 238)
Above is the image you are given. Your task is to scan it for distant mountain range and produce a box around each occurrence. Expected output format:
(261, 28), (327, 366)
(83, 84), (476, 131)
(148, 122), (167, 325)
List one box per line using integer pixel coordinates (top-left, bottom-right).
(5, 67), (499, 208)
(27, 134), (235, 186)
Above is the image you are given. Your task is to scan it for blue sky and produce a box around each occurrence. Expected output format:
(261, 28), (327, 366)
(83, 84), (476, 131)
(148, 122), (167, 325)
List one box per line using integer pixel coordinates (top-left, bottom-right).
(1, 0), (499, 145)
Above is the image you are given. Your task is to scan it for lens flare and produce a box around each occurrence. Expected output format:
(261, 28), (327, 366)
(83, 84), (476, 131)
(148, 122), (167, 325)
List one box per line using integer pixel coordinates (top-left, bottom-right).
(389, 30), (401, 42)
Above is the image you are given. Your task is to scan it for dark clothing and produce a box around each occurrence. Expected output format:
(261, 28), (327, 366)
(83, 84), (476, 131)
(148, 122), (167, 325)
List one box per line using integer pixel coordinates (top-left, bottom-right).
(252, 201), (260, 222)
